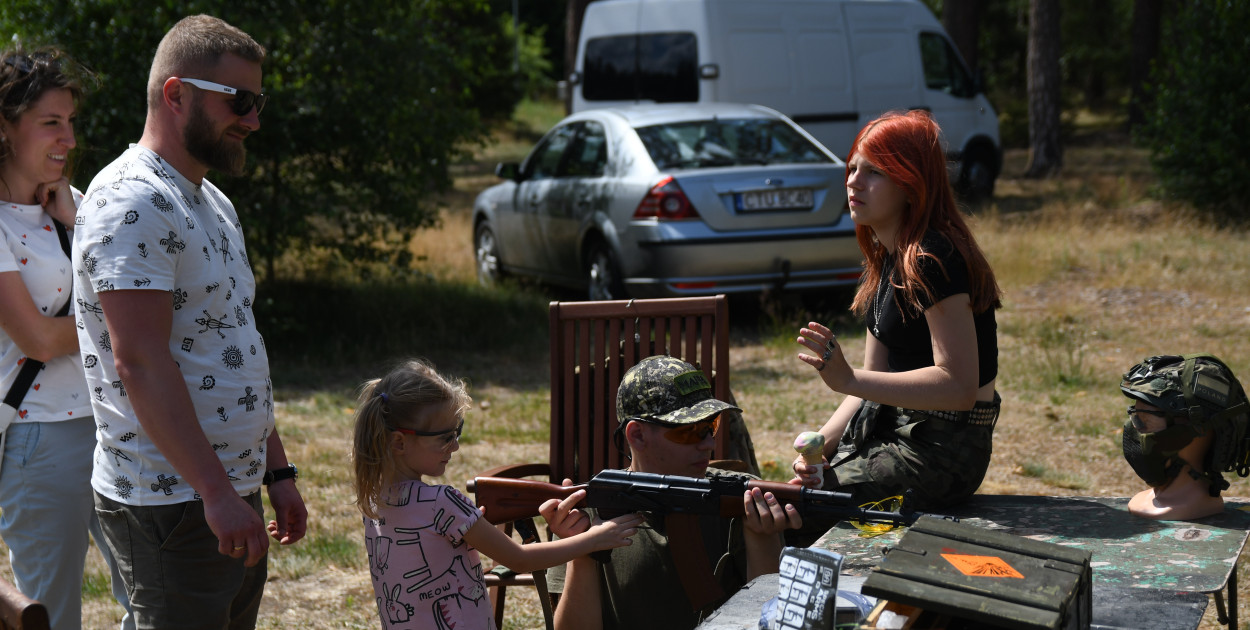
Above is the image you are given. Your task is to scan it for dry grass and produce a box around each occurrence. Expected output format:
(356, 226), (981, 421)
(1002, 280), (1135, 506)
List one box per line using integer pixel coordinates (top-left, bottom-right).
(14, 126), (1250, 629)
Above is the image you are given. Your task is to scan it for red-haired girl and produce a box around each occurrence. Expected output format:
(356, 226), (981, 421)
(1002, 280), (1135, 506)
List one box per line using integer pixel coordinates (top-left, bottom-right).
(790, 110), (1002, 537)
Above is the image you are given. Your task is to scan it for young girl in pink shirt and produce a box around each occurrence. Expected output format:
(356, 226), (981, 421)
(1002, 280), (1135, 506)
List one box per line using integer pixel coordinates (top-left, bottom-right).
(353, 358), (642, 630)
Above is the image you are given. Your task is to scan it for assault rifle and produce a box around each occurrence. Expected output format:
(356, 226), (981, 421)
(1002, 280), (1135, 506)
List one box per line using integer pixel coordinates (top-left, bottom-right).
(471, 468), (937, 528)
(470, 469), (946, 613)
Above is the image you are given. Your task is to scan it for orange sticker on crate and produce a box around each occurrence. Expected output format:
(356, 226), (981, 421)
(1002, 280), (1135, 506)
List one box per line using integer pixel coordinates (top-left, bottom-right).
(941, 553), (1025, 578)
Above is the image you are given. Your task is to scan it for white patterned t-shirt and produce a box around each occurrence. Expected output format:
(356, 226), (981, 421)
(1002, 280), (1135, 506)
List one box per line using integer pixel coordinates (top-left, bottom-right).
(0, 189), (92, 424)
(73, 144), (273, 505)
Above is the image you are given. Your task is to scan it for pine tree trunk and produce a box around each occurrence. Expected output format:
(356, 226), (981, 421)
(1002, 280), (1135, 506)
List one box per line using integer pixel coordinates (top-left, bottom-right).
(1128, 0), (1163, 130)
(942, 0), (983, 72)
(1025, 0), (1062, 178)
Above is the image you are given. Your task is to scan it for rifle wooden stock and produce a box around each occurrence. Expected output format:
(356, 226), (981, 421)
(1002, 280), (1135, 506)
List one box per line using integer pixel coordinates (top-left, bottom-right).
(471, 477), (589, 524)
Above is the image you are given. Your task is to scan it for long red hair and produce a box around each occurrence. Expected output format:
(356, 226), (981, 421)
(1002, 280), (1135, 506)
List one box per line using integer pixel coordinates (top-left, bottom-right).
(846, 110), (1001, 318)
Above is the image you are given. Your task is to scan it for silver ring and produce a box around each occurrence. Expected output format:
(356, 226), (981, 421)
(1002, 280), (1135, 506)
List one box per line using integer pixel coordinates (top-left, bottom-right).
(821, 348), (833, 362)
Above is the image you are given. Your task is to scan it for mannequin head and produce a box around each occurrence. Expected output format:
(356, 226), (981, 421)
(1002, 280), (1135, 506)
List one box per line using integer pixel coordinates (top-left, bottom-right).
(1120, 354), (1250, 519)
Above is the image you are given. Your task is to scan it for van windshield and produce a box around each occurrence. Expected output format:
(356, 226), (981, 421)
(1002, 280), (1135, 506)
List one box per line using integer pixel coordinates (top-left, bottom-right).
(635, 118), (833, 170)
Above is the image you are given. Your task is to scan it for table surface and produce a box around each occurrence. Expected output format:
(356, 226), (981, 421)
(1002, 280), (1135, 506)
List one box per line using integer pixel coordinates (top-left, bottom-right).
(814, 495), (1250, 594)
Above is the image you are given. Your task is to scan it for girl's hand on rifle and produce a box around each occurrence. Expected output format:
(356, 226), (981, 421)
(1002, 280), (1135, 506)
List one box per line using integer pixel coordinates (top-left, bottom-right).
(539, 479), (592, 539)
(584, 512), (645, 551)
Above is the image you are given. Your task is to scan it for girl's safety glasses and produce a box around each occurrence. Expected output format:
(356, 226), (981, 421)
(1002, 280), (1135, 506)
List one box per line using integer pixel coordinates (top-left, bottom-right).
(392, 419), (464, 448)
(175, 77), (268, 116)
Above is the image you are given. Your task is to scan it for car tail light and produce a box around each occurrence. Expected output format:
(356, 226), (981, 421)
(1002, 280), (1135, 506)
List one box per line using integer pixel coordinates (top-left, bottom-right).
(633, 176), (699, 220)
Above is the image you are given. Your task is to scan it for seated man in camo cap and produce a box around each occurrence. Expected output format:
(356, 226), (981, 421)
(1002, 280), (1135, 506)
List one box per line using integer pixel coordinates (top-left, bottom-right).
(542, 355), (802, 630)
(1120, 354), (1250, 519)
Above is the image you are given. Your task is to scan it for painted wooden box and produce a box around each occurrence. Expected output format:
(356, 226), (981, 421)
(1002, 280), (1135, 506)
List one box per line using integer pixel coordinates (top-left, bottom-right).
(861, 515), (1092, 629)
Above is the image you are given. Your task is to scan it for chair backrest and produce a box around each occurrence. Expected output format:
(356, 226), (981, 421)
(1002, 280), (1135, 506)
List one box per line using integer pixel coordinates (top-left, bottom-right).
(548, 295), (731, 483)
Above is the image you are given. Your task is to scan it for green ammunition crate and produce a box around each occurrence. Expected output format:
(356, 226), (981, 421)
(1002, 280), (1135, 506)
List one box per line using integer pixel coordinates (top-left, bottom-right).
(861, 516), (1092, 629)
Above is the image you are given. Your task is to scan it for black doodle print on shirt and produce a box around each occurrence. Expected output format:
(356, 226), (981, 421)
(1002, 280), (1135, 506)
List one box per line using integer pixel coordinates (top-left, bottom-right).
(94, 279), (114, 292)
(101, 234), (113, 246)
(81, 251), (98, 274)
(206, 282), (220, 294)
(151, 192), (174, 213)
(99, 330), (111, 353)
(114, 476), (134, 500)
(180, 337), (194, 352)
(200, 375), (216, 390)
(217, 407), (229, 422)
(218, 229), (234, 262)
(203, 246), (210, 261)
(119, 432), (135, 442)
(122, 210), (138, 225)
(238, 449), (252, 460)
(133, 278), (151, 288)
(212, 442), (228, 451)
(104, 446), (133, 467)
(161, 231), (185, 254)
(196, 310), (235, 338)
(151, 474), (178, 495)
(111, 380), (126, 396)
(185, 216), (195, 230)
(238, 386), (257, 411)
(137, 242), (148, 258)
(78, 297), (104, 321)
(247, 460), (262, 477)
(235, 305), (248, 327)
(83, 354), (98, 369)
(222, 345), (244, 370)
(172, 287), (187, 310)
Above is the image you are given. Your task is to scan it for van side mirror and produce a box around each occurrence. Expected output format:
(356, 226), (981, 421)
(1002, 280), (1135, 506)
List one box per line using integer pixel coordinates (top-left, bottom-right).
(567, 71), (582, 86)
(495, 162), (520, 181)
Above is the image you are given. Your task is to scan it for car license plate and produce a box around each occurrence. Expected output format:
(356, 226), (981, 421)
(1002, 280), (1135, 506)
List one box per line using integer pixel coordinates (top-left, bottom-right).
(737, 188), (814, 211)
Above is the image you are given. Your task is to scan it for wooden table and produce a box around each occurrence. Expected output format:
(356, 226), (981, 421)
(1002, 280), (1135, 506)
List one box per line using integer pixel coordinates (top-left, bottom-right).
(698, 496), (1250, 630)
(817, 495), (1250, 629)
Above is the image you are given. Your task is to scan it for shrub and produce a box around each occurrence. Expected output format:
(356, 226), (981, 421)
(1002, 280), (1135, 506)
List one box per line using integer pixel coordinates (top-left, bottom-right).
(1134, 0), (1250, 218)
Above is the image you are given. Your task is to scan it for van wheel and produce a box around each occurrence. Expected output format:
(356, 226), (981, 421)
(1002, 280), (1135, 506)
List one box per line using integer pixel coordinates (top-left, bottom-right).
(586, 243), (625, 301)
(475, 222), (505, 287)
(957, 154), (996, 207)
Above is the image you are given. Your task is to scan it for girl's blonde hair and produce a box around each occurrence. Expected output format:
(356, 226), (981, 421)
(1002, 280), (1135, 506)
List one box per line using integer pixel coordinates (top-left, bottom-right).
(352, 358), (471, 519)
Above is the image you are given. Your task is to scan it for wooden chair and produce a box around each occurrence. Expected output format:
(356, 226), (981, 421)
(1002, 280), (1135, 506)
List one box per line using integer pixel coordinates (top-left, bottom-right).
(0, 578), (48, 630)
(472, 295), (757, 629)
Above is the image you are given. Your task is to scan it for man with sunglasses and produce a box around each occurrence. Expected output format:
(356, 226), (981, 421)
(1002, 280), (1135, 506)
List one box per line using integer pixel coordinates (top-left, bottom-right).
(543, 355), (802, 630)
(72, 15), (306, 630)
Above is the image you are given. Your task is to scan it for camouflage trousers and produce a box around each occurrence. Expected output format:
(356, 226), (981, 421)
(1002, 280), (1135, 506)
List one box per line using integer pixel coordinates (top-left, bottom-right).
(785, 395), (998, 547)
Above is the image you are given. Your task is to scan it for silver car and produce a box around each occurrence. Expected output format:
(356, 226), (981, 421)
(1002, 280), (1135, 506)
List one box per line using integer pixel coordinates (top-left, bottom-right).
(472, 103), (862, 300)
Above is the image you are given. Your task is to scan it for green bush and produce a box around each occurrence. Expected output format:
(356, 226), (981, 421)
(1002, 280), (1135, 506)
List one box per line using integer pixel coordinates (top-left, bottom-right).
(1135, 0), (1250, 218)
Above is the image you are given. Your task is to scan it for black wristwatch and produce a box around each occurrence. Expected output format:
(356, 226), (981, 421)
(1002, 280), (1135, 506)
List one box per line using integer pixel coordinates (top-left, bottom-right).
(263, 464), (298, 485)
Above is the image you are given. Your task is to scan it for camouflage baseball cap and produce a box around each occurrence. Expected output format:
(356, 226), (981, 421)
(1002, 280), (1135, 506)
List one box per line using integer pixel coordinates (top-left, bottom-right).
(617, 355), (740, 425)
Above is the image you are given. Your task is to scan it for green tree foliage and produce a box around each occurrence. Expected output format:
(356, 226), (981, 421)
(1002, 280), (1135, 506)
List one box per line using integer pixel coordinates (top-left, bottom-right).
(1135, 0), (1250, 217)
(1, 0), (521, 278)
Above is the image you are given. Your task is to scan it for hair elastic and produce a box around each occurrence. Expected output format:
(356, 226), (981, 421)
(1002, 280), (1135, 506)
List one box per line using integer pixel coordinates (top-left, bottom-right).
(377, 392), (389, 403)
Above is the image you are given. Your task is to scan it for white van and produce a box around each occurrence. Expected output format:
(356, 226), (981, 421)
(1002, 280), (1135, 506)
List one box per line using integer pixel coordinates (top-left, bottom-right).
(567, 0), (1001, 200)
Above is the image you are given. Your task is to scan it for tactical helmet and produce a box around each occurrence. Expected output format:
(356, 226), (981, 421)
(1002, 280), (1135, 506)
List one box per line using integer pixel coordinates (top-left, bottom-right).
(1120, 354), (1250, 495)
(616, 356), (739, 426)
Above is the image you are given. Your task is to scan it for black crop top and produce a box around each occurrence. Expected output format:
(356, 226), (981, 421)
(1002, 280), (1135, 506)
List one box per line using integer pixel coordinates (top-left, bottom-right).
(865, 231), (998, 386)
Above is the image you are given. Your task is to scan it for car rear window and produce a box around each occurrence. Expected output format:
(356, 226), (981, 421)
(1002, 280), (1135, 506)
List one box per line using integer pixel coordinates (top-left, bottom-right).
(635, 118), (834, 170)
